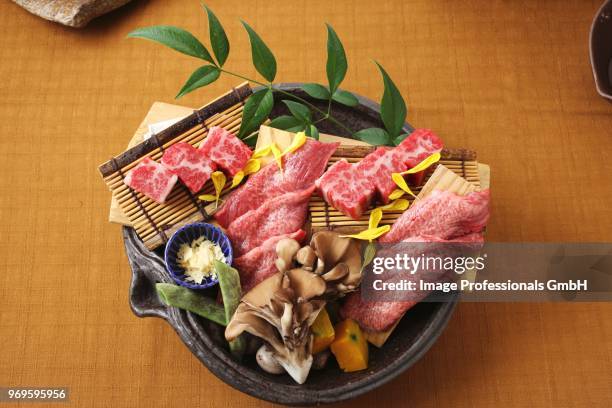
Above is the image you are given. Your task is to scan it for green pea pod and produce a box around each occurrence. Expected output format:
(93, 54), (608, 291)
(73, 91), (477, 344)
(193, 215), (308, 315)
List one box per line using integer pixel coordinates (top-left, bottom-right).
(215, 260), (246, 359)
(155, 283), (226, 326)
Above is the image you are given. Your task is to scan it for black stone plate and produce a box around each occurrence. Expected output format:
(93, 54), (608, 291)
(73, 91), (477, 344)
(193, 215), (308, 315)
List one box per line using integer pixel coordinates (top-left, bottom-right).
(124, 84), (458, 406)
(590, 0), (612, 100)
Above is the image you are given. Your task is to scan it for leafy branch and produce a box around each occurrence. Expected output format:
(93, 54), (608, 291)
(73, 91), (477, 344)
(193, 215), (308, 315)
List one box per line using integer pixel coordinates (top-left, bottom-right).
(127, 4), (412, 146)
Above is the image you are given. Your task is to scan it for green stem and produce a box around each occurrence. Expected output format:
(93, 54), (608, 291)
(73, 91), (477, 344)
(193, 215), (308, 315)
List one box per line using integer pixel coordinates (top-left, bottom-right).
(273, 88), (354, 135)
(220, 69), (355, 135)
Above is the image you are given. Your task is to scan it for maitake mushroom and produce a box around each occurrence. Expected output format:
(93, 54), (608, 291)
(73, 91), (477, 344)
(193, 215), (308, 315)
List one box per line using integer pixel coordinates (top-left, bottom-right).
(225, 231), (362, 384)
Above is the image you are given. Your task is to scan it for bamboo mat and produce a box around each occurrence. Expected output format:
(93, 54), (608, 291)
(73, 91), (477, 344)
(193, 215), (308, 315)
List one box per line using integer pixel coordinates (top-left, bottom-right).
(99, 83), (252, 250)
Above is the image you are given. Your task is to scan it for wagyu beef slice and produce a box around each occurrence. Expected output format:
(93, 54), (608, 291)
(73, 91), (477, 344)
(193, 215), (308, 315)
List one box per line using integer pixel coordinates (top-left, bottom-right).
(341, 292), (416, 332)
(227, 187), (315, 256)
(396, 128), (444, 167)
(161, 142), (216, 193)
(124, 157), (178, 204)
(315, 159), (376, 220)
(356, 147), (407, 204)
(342, 189), (490, 332)
(380, 189), (490, 243)
(214, 139), (338, 228)
(233, 230), (306, 293)
(199, 126), (252, 177)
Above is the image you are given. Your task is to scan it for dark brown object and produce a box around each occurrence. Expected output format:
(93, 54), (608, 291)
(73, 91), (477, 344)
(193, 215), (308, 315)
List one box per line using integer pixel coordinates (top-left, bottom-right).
(125, 85), (458, 405)
(590, 0), (612, 100)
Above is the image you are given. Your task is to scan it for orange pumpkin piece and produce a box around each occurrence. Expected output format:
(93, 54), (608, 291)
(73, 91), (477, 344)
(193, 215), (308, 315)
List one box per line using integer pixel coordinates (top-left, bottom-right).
(311, 308), (335, 354)
(330, 319), (369, 372)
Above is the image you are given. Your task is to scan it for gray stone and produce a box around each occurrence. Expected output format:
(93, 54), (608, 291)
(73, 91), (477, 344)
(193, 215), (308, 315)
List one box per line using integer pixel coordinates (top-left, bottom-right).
(12, 0), (133, 28)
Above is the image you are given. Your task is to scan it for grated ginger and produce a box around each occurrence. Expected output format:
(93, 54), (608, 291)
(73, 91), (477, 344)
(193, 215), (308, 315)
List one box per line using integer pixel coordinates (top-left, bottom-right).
(177, 236), (226, 284)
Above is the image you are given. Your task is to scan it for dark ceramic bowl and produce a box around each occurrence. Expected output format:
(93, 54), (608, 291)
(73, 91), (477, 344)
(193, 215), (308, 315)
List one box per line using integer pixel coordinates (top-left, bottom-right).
(590, 0), (612, 100)
(123, 84), (457, 405)
(164, 222), (232, 290)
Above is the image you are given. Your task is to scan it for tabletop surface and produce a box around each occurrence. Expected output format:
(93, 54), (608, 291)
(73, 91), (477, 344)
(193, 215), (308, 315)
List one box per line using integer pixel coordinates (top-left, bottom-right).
(1, 0), (611, 407)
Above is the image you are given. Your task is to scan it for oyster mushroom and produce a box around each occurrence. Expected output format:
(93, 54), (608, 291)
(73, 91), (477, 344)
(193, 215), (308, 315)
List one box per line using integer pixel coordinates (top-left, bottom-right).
(275, 238), (301, 273)
(225, 270), (326, 384)
(310, 231), (362, 296)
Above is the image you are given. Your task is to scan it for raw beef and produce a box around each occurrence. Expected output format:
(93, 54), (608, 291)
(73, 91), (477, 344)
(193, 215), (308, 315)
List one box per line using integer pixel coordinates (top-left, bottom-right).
(315, 128), (443, 216)
(342, 233), (486, 331)
(161, 142), (216, 193)
(395, 128), (444, 168)
(226, 187), (315, 256)
(315, 159), (376, 219)
(355, 147), (406, 204)
(355, 129), (443, 204)
(123, 157), (177, 204)
(380, 189), (490, 243)
(341, 293), (415, 332)
(214, 139), (338, 228)
(199, 126), (252, 177)
(341, 189), (490, 332)
(233, 230), (306, 293)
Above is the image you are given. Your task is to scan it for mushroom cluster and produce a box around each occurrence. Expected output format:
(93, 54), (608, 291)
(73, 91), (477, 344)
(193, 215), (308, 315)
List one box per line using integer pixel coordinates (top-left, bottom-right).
(225, 231), (362, 384)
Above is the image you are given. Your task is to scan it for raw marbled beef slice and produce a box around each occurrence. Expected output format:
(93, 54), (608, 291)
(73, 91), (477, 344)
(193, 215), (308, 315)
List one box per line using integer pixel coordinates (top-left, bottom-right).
(315, 159), (376, 219)
(199, 126), (252, 177)
(395, 128), (444, 167)
(380, 189), (490, 243)
(355, 147), (407, 204)
(227, 187), (315, 256)
(233, 230), (306, 293)
(214, 139), (338, 228)
(161, 142), (216, 193)
(124, 157), (178, 204)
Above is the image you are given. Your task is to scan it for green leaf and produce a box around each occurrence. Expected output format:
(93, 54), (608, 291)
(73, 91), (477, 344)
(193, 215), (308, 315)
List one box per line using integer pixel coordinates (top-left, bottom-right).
(282, 100), (312, 124)
(302, 83), (330, 100)
(269, 115), (302, 130)
(361, 242), (377, 273)
(374, 61), (407, 138)
(128, 25), (215, 63)
(241, 21), (277, 82)
(332, 89), (359, 107)
(204, 6), (230, 66)
(239, 88), (274, 138)
(325, 24), (348, 95)
(393, 133), (409, 146)
(354, 127), (392, 146)
(176, 65), (220, 99)
(307, 124), (320, 140)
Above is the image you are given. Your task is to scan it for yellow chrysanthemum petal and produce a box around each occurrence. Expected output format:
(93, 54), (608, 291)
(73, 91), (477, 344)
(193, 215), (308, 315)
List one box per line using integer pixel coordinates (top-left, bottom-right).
(282, 131), (307, 155)
(242, 158), (261, 175)
(392, 173), (417, 198)
(211, 171), (226, 196)
(271, 143), (283, 171)
(198, 194), (217, 202)
(340, 225), (391, 241)
(380, 199), (410, 212)
(402, 152), (441, 175)
(252, 145), (272, 159)
(369, 208), (382, 230)
(388, 189), (406, 201)
(231, 171), (245, 188)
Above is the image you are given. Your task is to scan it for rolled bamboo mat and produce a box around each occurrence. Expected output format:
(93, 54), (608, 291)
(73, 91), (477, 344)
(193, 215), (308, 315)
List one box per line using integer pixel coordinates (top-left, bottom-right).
(99, 83), (252, 250)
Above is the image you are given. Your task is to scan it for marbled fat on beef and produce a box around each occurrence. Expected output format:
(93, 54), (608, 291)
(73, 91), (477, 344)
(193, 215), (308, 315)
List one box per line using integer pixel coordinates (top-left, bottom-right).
(214, 139), (338, 228)
(226, 187), (315, 256)
(315, 159), (376, 219)
(123, 157), (177, 204)
(341, 190), (490, 332)
(199, 126), (252, 177)
(380, 189), (490, 243)
(161, 142), (216, 193)
(233, 230), (306, 293)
